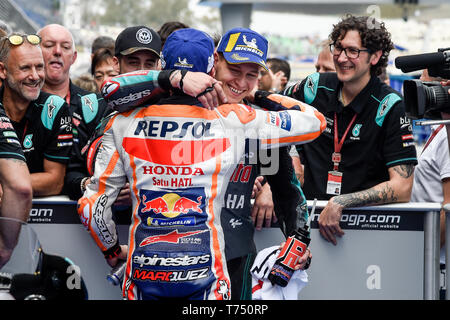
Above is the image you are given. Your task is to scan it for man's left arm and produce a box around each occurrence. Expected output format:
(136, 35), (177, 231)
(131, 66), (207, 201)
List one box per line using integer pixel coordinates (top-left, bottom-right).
(319, 163), (414, 245)
(31, 159), (66, 196)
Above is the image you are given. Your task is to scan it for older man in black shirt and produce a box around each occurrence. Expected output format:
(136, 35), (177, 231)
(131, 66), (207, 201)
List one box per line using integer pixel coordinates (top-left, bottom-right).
(0, 34), (72, 196)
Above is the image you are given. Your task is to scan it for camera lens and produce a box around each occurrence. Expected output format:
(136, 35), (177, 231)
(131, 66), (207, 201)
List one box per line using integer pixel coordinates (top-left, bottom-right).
(404, 79), (450, 119)
(425, 84), (449, 111)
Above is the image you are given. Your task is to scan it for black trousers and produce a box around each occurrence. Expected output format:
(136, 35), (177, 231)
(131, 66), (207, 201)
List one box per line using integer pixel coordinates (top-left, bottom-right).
(226, 253), (256, 300)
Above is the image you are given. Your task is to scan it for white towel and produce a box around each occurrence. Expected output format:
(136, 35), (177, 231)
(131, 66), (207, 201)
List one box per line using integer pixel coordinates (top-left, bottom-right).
(250, 245), (308, 300)
(0, 292), (15, 300)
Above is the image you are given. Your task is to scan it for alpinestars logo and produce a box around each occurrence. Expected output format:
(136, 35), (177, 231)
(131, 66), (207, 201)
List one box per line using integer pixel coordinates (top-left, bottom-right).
(306, 77), (315, 95)
(47, 98), (56, 118)
(83, 96), (94, 112)
(101, 81), (119, 98)
(379, 98), (389, 116)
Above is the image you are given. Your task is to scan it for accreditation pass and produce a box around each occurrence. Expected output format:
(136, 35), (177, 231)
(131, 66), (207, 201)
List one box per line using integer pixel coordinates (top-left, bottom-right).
(327, 170), (342, 195)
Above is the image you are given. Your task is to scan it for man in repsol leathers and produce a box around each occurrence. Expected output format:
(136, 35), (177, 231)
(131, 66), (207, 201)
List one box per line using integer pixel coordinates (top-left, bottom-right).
(78, 28), (325, 300)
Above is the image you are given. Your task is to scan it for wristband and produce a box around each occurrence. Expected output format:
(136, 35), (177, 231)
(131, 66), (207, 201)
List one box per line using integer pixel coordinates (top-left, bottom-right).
(179, 69), (188, 93)
(157, 69), (173, 91)
(103, 243), (121, 260)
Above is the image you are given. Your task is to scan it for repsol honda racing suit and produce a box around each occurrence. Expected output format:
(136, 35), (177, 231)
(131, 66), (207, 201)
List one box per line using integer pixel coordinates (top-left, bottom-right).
(77, 73), (326, 300)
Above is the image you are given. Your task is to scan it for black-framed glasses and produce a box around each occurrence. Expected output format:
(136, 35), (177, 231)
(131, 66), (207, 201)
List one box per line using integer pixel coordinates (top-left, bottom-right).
(329, 43), (371, 59)
(2, 34), (41, 46)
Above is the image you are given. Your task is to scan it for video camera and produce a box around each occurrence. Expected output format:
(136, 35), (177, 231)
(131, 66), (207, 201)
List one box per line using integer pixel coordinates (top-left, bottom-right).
(395, 48), (450, 119)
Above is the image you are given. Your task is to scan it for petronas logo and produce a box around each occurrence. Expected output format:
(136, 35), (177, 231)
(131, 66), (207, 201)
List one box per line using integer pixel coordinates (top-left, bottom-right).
(352, 124), (362, 137)
(23, 134), (33, 149)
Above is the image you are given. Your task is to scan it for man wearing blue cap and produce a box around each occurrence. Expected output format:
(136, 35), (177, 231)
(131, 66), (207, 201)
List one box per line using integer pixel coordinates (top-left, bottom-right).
(215, 27), (269, 104)
(214, 28), (310, 300)
(79, 28), (323, 300)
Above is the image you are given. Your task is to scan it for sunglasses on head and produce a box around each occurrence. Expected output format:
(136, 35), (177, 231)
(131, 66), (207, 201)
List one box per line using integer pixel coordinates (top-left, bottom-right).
(5, 34), (41, 46)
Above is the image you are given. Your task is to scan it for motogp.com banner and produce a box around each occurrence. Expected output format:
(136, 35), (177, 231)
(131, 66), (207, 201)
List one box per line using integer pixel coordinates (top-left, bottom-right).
(309, 209), (424, 231)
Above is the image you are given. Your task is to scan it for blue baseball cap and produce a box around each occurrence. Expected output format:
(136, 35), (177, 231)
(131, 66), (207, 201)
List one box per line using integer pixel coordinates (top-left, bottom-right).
(216, 27), (269, 71)
(161, 28), (215, 73)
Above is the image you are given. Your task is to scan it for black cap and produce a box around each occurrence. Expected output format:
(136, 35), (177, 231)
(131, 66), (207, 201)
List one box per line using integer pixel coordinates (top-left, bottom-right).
(114, 26), (161, 58)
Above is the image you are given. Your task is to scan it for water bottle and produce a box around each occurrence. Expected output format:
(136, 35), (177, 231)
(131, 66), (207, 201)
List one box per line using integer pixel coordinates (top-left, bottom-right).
(107, 260), (126, 286)
(268, 225), (311, 287)
(268, 199), (315, 287)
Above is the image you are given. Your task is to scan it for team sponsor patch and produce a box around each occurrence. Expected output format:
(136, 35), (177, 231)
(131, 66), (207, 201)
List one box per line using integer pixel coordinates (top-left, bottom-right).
(266, 111), (292, 131)
(147, 216), (196, 227)
(174, 57), (194, 69)
(0, 120), (14, 130)
(93, 194), (115, 244)
(402, 134), (414, 141)
(133, 253), (210, 267)
(3, 130), (18, 138)
(138, 187), (207, 227)
(58, 134), (73, 140)
(57, 142), (73, 147)
(234, 44), (263, 57)
(72, 118), (80, 127)
(6, 138), (21, 145)
(279, 111), (292, 131)
(139, 229), (208, 247)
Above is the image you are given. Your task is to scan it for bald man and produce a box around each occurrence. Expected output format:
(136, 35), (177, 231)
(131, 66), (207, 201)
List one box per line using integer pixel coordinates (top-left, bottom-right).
(38, 24), (111, 198)
(38, 24), (78, 101)
(315, 40), (335, 73)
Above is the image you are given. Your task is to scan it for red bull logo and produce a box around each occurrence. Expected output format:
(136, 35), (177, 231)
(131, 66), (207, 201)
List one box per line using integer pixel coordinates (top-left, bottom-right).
(141, 192), (203, 218)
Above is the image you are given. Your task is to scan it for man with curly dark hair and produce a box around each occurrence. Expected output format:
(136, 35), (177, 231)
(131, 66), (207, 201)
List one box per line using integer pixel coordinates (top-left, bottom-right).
(283, 14), (417, 245)
(329, 15), (394, 78)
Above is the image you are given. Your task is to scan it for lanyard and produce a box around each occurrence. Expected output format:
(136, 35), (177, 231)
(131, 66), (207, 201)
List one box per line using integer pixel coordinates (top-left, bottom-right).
(422, 124), (444, 154)
(332, 112), (357, 170)
(20, 119), (29, 147)
(65, 89), (71, 105)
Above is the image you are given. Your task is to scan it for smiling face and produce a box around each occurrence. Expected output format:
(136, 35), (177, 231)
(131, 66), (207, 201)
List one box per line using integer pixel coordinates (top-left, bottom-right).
(214, 52), (260, 104)
(0, 43), (45, 102)
(333, 30), (381, 86)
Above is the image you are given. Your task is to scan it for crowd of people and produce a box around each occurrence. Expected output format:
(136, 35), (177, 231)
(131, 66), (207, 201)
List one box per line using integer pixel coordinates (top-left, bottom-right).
(0, 12), (449, 301)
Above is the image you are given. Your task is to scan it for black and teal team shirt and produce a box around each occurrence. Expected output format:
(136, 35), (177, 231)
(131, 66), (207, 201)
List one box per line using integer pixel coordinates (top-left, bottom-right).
(0, 86), (72, 173)
(285, 72), (418, 200)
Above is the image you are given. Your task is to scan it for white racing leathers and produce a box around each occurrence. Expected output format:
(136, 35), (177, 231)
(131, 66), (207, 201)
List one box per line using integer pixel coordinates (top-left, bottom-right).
(78, 98), (325, 300)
